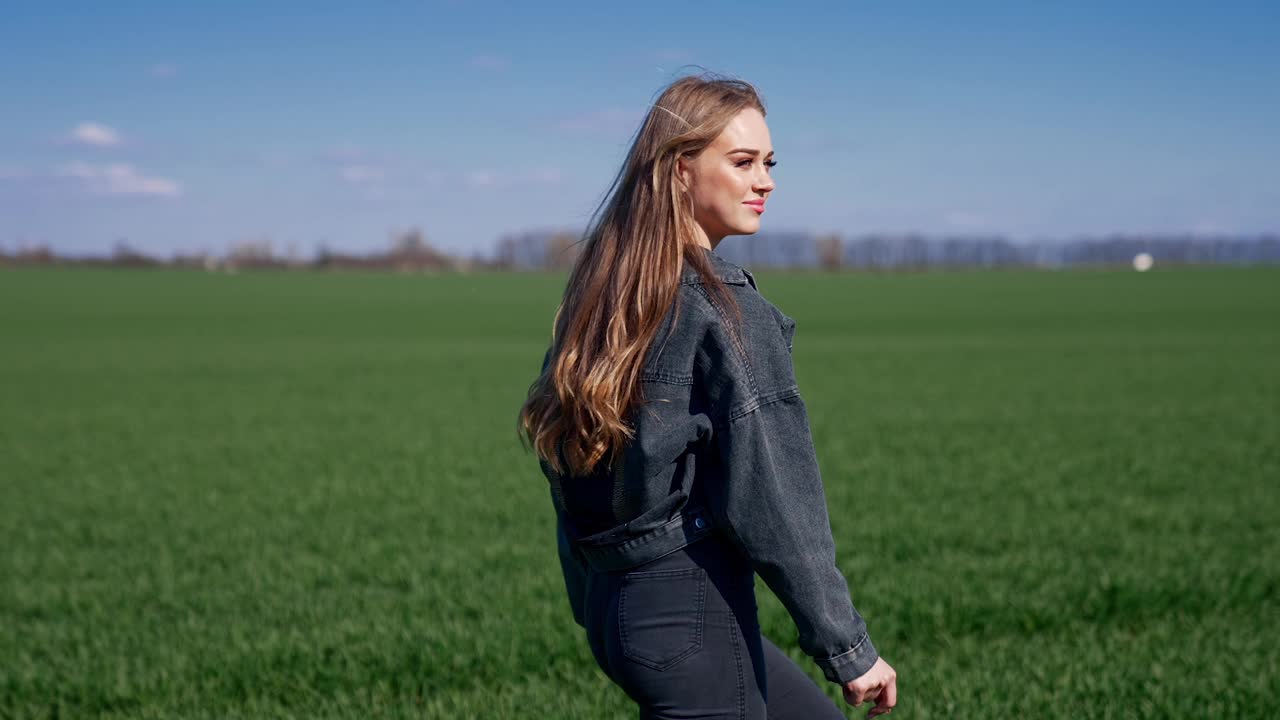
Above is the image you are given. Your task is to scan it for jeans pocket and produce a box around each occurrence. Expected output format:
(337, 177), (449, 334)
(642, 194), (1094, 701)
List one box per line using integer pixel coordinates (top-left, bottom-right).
(618, 566), (707, 671)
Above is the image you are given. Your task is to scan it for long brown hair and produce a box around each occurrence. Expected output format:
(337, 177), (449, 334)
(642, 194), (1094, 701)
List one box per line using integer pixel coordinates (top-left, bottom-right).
(517, 72), (765, 478)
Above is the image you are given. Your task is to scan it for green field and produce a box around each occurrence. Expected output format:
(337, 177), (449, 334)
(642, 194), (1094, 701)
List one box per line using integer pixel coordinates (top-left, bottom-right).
(2, 266), (1278, 719)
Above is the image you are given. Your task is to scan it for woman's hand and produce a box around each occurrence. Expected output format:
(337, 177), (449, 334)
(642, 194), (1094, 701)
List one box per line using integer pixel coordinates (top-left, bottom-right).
(842, 656), (897, 717)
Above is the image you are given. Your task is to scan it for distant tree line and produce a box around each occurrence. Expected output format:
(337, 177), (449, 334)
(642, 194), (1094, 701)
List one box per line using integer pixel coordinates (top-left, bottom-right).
(492, 229), (1280, 270)
(0, 228), (500, 273)
(3, 228), (1278, 272)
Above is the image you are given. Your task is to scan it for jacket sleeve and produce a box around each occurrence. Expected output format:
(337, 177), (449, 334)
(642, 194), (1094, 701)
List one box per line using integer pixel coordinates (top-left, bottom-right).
(541, 455), (588, 629)
(553, 495), (589, 629)
(538, 346), (589, 630)
(697, 309), (879, 685)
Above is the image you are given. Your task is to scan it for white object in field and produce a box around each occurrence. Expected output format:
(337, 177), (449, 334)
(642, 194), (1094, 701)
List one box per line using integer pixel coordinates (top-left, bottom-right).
(1133, 253), (1154, 272)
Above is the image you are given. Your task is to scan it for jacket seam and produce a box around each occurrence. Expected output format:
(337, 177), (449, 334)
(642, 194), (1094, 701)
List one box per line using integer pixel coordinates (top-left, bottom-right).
(688, 283), (758, 400)
(679, 268), (747, 286)
(725, 384), (801, 425)
(825, 632), (872, 664)
(680, 276), (743, 286)
(729, 607), (745, 720)
(640, 370), (694, 385)
(817, 631), (879, 684)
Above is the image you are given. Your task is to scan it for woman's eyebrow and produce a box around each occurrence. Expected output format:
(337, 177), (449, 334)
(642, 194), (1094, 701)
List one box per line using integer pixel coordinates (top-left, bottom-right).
(725, 148), (775, 157)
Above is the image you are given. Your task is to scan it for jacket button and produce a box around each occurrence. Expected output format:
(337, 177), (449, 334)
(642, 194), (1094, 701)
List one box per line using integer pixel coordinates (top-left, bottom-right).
(693, 517), (706, 529)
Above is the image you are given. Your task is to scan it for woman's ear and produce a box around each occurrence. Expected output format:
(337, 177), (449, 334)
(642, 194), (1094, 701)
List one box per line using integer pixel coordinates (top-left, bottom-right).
(675, 155), (692, 193)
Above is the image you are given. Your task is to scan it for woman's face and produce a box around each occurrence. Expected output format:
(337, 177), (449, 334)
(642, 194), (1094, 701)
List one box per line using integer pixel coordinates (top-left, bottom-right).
(676, 107), (776, 247)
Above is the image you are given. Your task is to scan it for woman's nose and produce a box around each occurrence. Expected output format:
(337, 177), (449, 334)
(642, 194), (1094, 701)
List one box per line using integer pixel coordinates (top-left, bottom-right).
(754, 167), (774, 192)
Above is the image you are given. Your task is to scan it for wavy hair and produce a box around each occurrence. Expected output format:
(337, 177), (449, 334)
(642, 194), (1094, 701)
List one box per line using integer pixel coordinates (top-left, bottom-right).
(516, 71), (765, 477)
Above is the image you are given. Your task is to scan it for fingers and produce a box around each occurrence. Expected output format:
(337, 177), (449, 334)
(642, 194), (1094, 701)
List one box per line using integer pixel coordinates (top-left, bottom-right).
(843, 660), (899, 714)
(843, 682), (875, 707)
(883, 675), (897, 708)
(867, 675), (898, 718)
(864, 687), (882, 706)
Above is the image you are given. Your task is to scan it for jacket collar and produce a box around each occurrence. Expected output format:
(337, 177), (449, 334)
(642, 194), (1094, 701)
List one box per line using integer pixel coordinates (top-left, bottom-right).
(680, 245), (749, 286)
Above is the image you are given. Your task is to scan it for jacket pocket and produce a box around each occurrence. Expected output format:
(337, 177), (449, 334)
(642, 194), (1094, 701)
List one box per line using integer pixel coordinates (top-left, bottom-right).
(618, 567), (707, 671)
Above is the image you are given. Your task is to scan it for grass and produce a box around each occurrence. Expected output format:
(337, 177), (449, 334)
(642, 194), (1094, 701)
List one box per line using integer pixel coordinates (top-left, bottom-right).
(1, 265), (1277, 718)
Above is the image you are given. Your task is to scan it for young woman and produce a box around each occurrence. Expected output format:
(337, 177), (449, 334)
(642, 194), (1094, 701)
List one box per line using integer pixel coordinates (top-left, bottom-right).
(518, 73), (897, 719)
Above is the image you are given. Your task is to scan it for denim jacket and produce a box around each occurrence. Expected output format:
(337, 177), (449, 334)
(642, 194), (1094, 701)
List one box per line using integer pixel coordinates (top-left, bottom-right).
(538, 245), (879, 685)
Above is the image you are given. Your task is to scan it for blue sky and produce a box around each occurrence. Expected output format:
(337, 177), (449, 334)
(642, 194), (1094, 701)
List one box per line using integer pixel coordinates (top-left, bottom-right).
(2, 1), (1277, 257)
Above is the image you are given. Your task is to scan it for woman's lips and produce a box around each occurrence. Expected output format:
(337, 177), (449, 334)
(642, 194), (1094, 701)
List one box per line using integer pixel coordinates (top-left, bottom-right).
(743, 201), (765, 214)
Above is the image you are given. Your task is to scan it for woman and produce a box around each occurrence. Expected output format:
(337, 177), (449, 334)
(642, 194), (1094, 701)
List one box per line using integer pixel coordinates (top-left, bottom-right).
(517, 73), (897, 719)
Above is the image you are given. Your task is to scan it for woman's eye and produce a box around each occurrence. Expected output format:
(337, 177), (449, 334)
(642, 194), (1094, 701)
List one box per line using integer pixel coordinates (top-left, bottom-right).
(764, 160), (777, 169)
(736, 159), (752, 168)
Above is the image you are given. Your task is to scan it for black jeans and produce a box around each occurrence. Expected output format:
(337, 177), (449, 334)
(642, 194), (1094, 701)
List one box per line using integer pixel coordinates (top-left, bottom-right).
(581, 533), (845, 719)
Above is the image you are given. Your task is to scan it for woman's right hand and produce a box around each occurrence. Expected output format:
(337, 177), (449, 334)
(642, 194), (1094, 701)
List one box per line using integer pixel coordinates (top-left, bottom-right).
(842, 656), (897, 717)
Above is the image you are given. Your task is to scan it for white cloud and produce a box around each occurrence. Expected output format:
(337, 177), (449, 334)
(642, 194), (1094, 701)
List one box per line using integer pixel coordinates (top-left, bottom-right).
(56, 162), (182, 197)
(527, 167), (563, 184)
(468, 54), (510, 71)
(148, 62), (179, 78)
(555, 107), (643, 137)
(340, 165), (385, 183)
(69, 122), (122, 147)
(1193, 220), (1235, 234)
(422, 168), (449, 187)
(320, 144), (369, 163)
(466, 169), (497, 187)
(463, 166), (564, 189)
(943, 211), (988, 230)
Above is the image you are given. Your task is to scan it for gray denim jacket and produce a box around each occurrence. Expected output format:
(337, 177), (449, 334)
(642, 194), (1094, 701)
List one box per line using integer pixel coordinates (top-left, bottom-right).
(538, 245), (879, 685)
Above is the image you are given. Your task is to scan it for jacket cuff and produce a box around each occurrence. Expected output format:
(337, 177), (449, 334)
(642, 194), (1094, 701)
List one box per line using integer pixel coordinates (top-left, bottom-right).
(815, 633), (879, 685)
